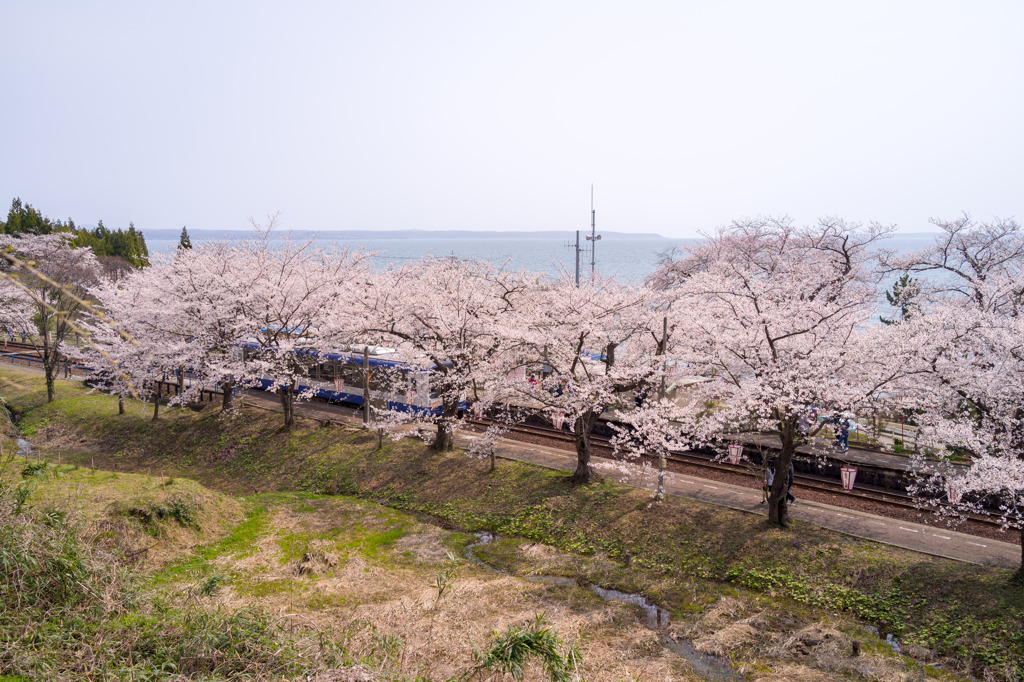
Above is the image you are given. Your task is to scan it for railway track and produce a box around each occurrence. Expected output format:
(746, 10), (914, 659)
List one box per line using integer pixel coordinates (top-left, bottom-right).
(0, 341), (42, 356)
(1, 354), (1007, 535)
(467, 417), (1007, 531)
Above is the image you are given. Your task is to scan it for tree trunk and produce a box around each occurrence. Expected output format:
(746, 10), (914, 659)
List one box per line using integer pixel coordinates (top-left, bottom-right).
(221, 378), (235, 411)
(118, 396), (125, 415)
(279, 383), (295, 430)
(570, 411), (599, 485)
(44, 363), (56, 403)
(1016, 526), (1024, 583)
(431, 397), (459, 451)
(767, 418), (796, 527)
(152, 389), (160, 421)
(657, 453), (666, 499)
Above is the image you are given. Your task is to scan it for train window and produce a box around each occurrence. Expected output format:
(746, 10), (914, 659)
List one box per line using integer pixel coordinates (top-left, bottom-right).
(369, 370), (399, 392)
(317, 362), (337, 381)
(338, 364), (363, 387)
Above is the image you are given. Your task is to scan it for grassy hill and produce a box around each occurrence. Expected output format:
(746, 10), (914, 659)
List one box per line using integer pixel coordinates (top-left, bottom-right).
(3, 366), (1022, 680)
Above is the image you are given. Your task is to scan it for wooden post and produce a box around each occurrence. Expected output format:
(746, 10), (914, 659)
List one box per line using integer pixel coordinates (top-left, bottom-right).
(363, 346), (370, 426)
(659, 316), (667, 400)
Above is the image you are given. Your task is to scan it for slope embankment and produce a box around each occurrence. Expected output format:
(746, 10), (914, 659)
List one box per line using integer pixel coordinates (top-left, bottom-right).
(3, 366), (1022, 681)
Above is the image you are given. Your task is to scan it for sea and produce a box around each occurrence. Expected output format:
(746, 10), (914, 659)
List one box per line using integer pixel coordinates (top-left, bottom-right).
(145, 232), (941, 287)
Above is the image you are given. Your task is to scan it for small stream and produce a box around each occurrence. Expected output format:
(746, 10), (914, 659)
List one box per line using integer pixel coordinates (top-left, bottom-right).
(1, 397), (33, 458)
(464, 532), (744, 680)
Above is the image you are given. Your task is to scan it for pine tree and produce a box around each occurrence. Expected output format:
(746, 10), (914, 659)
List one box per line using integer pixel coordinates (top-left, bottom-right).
(178, 226), (192, 250)
(3, 198), (56, 235)
(880, 274), (920, 325)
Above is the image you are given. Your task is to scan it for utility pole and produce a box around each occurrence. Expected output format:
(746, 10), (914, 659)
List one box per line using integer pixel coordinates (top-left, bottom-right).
(586, 184), (600, 279)
(574, 230), (581, 286)
(564, 186), (600, 287)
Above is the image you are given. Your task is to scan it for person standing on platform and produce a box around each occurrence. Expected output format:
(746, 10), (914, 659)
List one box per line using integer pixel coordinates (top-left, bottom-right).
(763, 463), (775, 503)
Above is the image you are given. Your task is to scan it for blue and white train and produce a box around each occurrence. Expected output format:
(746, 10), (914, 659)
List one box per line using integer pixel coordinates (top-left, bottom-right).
(242, 343), (456, 416)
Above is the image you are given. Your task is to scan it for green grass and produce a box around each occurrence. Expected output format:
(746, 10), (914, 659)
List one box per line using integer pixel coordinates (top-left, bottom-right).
(233, 577), (302, 599)
(152, 505), (269, 585)
(5, 367), (1024, 680)
(0, 465), (345, 680)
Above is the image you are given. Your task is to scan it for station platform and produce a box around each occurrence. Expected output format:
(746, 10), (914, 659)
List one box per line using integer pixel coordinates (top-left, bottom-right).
(733, 432), (928, 473)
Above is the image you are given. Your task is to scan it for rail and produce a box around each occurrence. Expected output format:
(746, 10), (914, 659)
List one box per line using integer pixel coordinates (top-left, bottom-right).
(467, 417), (1006, 530)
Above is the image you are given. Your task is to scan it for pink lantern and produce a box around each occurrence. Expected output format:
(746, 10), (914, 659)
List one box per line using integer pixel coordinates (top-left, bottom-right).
(946, 479), (964, 504)
(840, 466), (857, 491)
(728, 443), (743, 465)
(334, 377), (343, 392)
(551, 411), (566, 429)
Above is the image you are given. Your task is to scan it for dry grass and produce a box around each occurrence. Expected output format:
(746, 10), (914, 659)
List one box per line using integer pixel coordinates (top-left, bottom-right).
(155, 494), (697, 680)
(0, 457), (243, 570)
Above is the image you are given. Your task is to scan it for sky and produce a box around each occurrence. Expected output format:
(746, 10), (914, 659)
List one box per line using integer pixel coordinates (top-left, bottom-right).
(2, 1), (1021, 238)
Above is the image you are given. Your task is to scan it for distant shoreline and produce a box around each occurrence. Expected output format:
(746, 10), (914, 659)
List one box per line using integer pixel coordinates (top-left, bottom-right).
(141, 228), (945, 242)
(141, 228), (668, 241)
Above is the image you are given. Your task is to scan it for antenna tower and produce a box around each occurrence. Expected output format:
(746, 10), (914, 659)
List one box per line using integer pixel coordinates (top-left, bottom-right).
(586, 184), (601, 278)
(563, 186), (600, 286)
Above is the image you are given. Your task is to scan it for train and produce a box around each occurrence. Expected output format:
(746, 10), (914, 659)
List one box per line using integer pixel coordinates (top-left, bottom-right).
(241, 342), (460, 416)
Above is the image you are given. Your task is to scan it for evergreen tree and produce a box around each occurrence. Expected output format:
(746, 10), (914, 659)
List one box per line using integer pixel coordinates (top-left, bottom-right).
(1, 198), (149, 268)
(880, 274), (920, 325)
(178, 226), (193, 250)
(2, 198), (56, 235)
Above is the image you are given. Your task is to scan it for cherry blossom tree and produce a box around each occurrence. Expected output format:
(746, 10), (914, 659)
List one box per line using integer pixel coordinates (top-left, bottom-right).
(0, 234), (102, 402)
(881, 214), (1023, 315)
(75, 223), (369, 429)
(906, 309), (1024, 574)
(76, 268), (200, 420)
(355, 257), (528, 451)
(158, 241), (252, 412)
(653, 217), (893, 526)
(231, 223), (370, 430)
(491, 272), (664, 484)
(0, 270), (33, 345)
(884, 217), (1024, 575)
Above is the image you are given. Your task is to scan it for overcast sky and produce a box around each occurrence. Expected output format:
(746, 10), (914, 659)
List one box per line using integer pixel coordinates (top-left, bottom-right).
(2, 1), (1021, 237)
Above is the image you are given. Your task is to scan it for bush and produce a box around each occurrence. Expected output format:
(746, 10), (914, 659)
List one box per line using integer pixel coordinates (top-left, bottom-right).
(108, 495), (201, 536)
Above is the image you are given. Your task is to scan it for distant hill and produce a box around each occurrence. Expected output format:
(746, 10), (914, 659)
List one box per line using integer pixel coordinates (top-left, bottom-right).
(140, 228), (666, 241)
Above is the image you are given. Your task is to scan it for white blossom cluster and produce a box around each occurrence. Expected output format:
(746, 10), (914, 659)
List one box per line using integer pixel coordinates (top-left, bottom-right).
(1, 214), (1021, 542)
